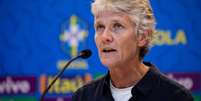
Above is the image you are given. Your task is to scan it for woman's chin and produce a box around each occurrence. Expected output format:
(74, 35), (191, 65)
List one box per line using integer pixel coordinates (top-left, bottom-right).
(101, 60), (119, 68)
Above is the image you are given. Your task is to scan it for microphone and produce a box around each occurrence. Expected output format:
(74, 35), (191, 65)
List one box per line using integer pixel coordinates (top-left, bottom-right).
(79, 49), (92, 59)
(40, 49), (92, 101)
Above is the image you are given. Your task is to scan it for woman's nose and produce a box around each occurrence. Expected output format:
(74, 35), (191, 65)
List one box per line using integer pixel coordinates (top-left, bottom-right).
(101, 28), (113, 44)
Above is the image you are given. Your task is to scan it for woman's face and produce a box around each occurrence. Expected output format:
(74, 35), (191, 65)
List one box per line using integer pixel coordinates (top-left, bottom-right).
(94, 11), (140, 68)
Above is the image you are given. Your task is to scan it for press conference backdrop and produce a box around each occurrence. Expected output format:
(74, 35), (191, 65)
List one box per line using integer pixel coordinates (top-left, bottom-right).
(0, 0), (201, 101)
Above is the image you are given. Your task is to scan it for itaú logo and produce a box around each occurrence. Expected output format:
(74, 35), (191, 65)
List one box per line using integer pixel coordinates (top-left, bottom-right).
(39, 73), (92, 94)
(0, 76), (36, 94)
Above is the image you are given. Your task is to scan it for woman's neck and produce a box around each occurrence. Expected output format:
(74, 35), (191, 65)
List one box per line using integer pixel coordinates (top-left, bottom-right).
(109, 62), (149, 88)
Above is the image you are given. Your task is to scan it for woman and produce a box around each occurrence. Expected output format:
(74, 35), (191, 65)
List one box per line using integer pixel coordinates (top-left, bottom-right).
(72, 0), (193, 101)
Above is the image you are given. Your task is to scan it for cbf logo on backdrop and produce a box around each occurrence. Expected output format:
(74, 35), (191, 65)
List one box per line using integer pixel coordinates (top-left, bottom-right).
(57, 15), (89, 70)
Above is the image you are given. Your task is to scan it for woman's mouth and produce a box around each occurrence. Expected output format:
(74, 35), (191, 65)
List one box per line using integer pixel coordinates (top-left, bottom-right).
(102, 47), (117, 53)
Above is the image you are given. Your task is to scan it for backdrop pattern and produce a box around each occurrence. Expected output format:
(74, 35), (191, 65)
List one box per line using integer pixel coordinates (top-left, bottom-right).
(0, 0), (201, 101)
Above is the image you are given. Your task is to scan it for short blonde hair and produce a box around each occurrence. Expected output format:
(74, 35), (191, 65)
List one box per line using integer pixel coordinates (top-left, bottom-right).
(91, 0), (156, 59)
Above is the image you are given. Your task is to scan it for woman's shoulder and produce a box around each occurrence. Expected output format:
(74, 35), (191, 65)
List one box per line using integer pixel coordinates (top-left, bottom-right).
(72, 74), (108, 101)
(74, 74), (108, 94)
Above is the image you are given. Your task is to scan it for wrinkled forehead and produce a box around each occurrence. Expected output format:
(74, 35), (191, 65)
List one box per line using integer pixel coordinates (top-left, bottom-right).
(94, 11), (135, 25)
(95, 10), (124, 18)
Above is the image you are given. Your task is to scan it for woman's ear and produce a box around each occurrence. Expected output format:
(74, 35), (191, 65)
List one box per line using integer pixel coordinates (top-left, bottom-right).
(137, 30), (150, 47)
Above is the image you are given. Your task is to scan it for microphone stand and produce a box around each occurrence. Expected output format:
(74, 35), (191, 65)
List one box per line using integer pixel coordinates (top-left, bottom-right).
(40, 55), (81, 101)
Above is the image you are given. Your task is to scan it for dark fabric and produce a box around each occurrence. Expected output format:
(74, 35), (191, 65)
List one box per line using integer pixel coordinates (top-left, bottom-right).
(72, 62), (193, 101)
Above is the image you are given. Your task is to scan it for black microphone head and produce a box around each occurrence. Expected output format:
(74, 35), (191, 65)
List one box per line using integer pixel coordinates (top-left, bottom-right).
(79, 49), (92, 59)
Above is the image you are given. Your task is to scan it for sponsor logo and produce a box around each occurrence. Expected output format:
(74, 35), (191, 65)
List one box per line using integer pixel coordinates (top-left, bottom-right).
(58, 15), (89, 70)
(152, 29), (187, 46)
(166, 73), (201, 91)
(0, 76), (36, 95)
(39, 73), (92, 95)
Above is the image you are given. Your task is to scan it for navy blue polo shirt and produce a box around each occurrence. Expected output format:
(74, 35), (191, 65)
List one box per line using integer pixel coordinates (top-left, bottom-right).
(72, 62), (193, 101)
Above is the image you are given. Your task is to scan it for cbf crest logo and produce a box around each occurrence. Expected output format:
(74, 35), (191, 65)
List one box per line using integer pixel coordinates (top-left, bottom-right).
(58, 15), (89, 70)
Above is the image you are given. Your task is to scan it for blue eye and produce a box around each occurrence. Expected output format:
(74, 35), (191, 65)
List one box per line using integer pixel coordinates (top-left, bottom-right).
(112, 23), (124, 33)
(114, 23), (124, 29)
(95, 24), (105, 32)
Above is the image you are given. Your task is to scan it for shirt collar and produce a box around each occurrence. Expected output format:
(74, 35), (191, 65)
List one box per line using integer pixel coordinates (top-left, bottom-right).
(103, 71), (111, 88)
(132, 62), (160, 96)
(102, 62), (160, 96)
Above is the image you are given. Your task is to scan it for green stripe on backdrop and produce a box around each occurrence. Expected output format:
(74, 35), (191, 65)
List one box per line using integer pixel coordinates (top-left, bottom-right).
(193, 95), (201, 101)
(0, 96), (36, 101)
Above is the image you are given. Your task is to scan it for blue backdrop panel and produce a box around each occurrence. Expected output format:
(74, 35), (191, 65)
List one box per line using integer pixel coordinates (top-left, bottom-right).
(0, 0), (201, 75)
(0, 0), (201, 100)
